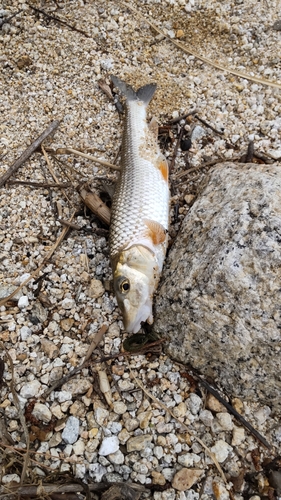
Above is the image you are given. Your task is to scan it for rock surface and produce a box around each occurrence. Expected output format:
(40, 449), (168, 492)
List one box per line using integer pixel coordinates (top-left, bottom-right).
(154, 163), (281, 413)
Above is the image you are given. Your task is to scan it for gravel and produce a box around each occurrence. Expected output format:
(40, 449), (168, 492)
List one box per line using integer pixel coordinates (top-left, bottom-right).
(1, 0), (281, 499)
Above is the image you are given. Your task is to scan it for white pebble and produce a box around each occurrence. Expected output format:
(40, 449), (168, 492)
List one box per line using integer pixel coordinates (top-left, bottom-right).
(20, 380), (41, 399)
(210, 440), (233, 463)
(20, 326), (32, 340)
(99, 436), (119, 456)
(18, 296), (29, 309)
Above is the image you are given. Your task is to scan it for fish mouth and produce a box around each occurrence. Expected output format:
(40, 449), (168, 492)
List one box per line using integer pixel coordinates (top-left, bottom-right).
(123, 301), (153, 334)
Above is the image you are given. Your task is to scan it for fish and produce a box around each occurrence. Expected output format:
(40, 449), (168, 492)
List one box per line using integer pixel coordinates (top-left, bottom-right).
(109, 76), (170, 334)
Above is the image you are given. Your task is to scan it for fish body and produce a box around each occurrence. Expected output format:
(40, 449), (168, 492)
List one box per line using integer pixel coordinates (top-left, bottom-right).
(109, 76), (169, 333)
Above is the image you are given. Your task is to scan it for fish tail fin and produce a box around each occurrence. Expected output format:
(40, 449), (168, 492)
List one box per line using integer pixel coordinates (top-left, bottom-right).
(111, 75), (156, 106)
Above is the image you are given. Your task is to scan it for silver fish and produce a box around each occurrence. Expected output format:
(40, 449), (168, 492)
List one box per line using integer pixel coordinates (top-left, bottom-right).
(109, 76), (169, 333)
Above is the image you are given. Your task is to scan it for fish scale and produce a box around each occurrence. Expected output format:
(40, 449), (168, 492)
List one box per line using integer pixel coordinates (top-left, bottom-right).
(109, 76), (169, 333)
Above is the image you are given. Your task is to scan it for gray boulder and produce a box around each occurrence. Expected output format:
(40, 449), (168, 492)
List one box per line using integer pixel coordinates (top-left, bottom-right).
(154, 162), (281, 414)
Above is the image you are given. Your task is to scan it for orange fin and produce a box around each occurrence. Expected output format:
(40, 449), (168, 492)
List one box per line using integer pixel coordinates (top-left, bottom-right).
(144, 219), (167, 245)
(148, 117), (159, 140)
(156, 154), (169, 182)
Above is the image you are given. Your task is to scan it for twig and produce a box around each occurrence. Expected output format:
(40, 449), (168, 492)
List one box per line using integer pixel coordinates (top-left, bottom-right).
(253, 151), (274, 164)
(41, 145), (73, 206)
(41, 325), (108, 398)
(0, 121), (60, 188)
(0, 9), (22, 29)
(0, 343), (30, 486)
(27, 4), (90, 37)
(58, 219), (81, 230)
(45, 147), (121, 171)
(174, 157), (241, 179)
(2, 481), (146, 498)
(120, 1), (281, 90)
(167, 109), (197, 125)
(169, 125), (185, 173)
(245, 140), (254, 163)
(6, 180), (71, 188)
(80, 185), (111, 226)
(195, 115), (225, 136)
(0, 211), (75, 307)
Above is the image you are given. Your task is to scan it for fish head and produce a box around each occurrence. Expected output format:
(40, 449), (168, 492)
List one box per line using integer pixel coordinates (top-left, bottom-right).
(112, 246), (159, 334)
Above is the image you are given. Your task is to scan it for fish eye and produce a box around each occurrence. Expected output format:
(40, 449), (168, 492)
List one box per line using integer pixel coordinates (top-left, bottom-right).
(120, 279), (130, 293)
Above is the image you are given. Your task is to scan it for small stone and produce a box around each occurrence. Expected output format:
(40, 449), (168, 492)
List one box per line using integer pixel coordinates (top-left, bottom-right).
(156, 422), (174, 433)
(94, 406), (109, 426)
(113, 401), (127, 415)
(62, 416), (80, 444)
(173, 402), (188, 418)
(89, 428), (99, 438)
(108, 449), (124, 464)
(20, 326), (32, 340)
(210, 440), (233, 463)
(187, 393), (202, 415)
(87, 279), (105, 298)
(40, 339), (59, 359)
(118, 428), (130, 444)
(216, 412), (233, 431)
(178, 453), (201, 467)
(73, 439), (85, 455)
(127, 435), (152, 452)
(60, 318), (74, 331)
(89, 463), (107, 481)
(199, 409), (214, 427)
(61, 379), (92, 397)
(231, 426), (245, 446)
(70, 400), (86, 418)
(56, 391), (72, 403)
(172, 468), (203, 491)
(212, 482), (231, 500)
(190, 125), (206, 141)
(154, 445), (164, 459)
(20, 380), (41, 399)
(206, 394), (226, 413)
(49, 433), (62, 448)
(138, 410), (152, 429)
(31, 303), (48, 324)
(18, 296), (29, 308)
(61, 298), (75, 309)
(32, 403), (52, 423)
(124, 418), (139, 432)
(176, 29), (184, 38)
(184, 194), (195, 205)
(231, 398), (244, 414)
(152, 471), (166, 486)
(133, 462), (148, 474)
(2, 474), (21, 484)
(99, 436), (119, 456)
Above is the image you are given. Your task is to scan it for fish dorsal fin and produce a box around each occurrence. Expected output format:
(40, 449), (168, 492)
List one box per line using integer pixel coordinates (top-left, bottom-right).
(156, 154), (169, 182)
(144, 219), (167, 245)
(148, 117), (159, 140)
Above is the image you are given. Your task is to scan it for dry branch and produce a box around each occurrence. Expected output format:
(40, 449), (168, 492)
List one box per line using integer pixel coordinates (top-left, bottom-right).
(0, 121), (60, 188)
(46, 147), (121, 171)
(80, 185), (111, 226)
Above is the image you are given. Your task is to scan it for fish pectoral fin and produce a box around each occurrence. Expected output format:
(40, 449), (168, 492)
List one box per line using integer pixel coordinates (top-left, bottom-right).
(156, 154), (169, 182)
(148, 117), (159, 140)
(144, 219), (167, 245)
